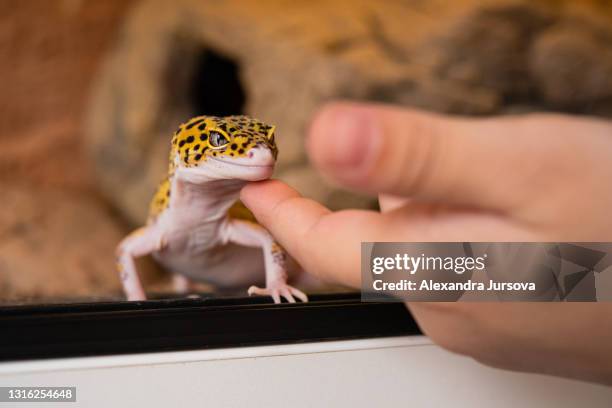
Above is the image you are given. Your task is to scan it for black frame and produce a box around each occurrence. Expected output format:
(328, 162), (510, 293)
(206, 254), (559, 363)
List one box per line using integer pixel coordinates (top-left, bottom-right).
(0, 293), (421, 362)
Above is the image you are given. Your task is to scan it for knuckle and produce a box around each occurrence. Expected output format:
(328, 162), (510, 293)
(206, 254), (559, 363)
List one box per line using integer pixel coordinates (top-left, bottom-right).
(384, 112), (444, 196)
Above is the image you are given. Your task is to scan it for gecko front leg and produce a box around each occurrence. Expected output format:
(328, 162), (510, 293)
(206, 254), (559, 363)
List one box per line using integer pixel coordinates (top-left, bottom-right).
(224, 219), (308, 303)
(116, 226), (165, 301)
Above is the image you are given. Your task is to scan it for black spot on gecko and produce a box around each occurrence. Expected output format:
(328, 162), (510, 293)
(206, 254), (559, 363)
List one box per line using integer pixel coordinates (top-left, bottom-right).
(186, 135), (195, 143)
(198, 123), (206, 131)
(229, 127), (236, 132)
(200, 134), (208, 141)
(186, 118), (204, 129)
(238, 149), (244, 154)
(194, 144), (200, 151)
(195, 154), (202, 161)
(179, 140), (186, 148)
(230, 143), (238, 150)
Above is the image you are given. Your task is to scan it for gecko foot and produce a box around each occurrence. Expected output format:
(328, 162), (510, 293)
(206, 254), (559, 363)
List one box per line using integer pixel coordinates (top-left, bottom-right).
(248, 283), (308, 304)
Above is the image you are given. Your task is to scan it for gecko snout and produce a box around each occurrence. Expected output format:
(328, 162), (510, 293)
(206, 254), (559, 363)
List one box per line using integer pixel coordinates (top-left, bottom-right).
(247, 145), (276, 167)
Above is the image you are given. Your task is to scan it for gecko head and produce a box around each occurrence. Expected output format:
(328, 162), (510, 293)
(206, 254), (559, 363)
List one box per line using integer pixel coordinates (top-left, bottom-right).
(171, 115), (278, 182)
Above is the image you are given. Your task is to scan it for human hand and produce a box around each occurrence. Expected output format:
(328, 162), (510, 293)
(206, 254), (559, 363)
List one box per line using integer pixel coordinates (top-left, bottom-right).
(241, 102), (612, 384)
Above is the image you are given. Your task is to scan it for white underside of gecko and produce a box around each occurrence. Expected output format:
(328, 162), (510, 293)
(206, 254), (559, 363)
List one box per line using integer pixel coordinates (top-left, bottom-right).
(152, 178), (267, 287)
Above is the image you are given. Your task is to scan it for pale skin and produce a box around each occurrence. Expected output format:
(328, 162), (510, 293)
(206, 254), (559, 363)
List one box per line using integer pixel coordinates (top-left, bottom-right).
(240, 102), (612, 385)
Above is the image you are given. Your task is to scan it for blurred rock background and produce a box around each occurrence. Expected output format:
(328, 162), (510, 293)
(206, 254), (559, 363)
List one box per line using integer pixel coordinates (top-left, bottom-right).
(2, 0), (612, 303)
(0, 0), (143, 303)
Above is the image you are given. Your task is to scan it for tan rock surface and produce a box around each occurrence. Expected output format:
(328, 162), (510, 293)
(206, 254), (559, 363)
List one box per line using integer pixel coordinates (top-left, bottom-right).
(0, 184), (166, 304)
(0, 0), (136, 192)
(0, 1), (143, 302)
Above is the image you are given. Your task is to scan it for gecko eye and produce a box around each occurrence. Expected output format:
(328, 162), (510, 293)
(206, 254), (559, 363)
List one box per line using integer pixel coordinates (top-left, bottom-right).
(209, 131), (229, 148)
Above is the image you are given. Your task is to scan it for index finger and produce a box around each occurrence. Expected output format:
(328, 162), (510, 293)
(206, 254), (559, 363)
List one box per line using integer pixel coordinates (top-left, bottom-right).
(240, 180), (390, 287)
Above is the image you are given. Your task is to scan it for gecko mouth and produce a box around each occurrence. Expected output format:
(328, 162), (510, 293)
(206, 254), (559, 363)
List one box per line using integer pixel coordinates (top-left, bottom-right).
(208, 156), (274, 170)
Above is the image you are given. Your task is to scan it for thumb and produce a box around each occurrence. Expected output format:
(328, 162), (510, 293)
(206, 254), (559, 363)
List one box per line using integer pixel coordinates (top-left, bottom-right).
(307, 102), (575, 213)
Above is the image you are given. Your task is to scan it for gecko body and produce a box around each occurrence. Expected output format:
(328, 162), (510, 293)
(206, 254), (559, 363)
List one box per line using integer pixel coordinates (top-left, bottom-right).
(116, 115), (307, 303)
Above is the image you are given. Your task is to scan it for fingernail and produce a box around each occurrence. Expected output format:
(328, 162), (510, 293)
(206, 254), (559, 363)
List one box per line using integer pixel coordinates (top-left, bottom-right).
(315, 107), (379, 169)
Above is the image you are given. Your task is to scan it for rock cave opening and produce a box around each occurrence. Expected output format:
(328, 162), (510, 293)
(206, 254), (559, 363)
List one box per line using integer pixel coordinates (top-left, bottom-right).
(188, 49), (246, 117)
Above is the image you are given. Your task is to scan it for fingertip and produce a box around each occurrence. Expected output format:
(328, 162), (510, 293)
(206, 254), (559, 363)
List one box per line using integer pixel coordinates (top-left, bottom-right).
(240, 180), (299, 221)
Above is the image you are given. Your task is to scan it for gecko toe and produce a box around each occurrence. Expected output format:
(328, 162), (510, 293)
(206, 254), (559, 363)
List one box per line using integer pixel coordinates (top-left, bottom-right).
(271, 291), (282, 304)
(281, 288), (296, 303)
(248, 285), (265, 296)
(289, 287), (308, 303)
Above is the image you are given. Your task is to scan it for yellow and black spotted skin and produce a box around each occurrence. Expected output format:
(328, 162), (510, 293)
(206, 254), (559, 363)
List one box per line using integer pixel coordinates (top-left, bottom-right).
(148, 115), (277, 222)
